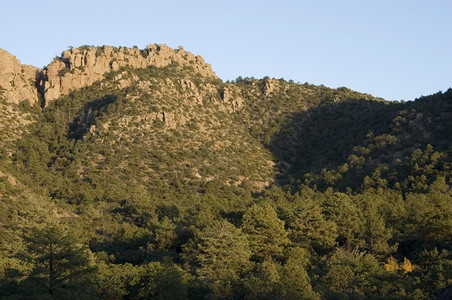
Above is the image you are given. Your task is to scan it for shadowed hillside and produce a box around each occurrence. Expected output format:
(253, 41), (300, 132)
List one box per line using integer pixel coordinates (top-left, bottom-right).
(269, 99), (399, 185)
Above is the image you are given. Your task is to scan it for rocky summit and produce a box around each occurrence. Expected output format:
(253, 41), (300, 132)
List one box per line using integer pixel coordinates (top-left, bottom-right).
(0, 49), (39, 104)
(0, 44), (215, 106)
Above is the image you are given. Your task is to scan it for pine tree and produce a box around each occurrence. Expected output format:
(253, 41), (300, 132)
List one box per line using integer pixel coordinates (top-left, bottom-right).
(362, 199), (396, 256)
(182, 219), (251, 298)
(280, 247), (320, 300)
(23, 224), (95, 298)
(241, 203), (289, 262)
(289, 198), (338, 253)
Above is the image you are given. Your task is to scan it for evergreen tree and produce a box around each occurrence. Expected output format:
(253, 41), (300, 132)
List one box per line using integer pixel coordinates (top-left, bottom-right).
(289, 197), (338, 253)
(242, 259), (282, 299)
(361, 197), (397, 256)
(22, 225), (95, 298)
(135, 258), (190, 299)
(182, 219), (251, 299)
(405, 176), (452, 246)
(321, 191), (365, 250)
(241, 203), (289, 262)
(322, 248), (383, 298)
(279, 247), (320, 300)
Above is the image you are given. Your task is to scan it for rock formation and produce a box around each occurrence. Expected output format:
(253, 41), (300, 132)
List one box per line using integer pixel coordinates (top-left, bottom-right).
(221, 84), (245, 112)
(0, 49), (39, 104)
(38, 44), (217, 106)
(1, 44), (217, 107)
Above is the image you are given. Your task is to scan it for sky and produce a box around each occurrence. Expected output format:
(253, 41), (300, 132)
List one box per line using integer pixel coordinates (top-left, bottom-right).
(1, 0), (451, 101)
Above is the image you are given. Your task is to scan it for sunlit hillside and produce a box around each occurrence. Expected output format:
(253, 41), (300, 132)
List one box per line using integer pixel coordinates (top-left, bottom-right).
(0, 45), (451, 299)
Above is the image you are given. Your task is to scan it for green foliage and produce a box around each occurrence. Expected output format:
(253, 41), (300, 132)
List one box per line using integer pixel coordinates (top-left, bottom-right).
(241, 259), (282, 299)
(404, 176), (452, 246)
(134, 258), (190, 299)
(280, 248), (320, 300)
(92, 262), (138, 299)
(320, 248), (384, 298)
(58, 67), (75, 77)
(182, 219), (251, 298)
(241, 203), (289, 262)
(0, 54), (450, 298)
(18, 99), (40, 114)
(362, 199), (397, 256)
(416, 248), (452, 295)
(288, 197), (338, 254)
(21, 225), (96, 298)
(320, 191), (366, 250)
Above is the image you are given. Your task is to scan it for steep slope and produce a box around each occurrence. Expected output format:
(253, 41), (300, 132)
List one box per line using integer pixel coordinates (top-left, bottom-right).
(8, 45), (451, 200)
(11, 57), (392, 202)
(0, 45), (450, 299)
(0, 49), (39, 105)
(14, 64), (277, 203)
(38, 44), (215, 105)
(272, 89), (452, 192)
(0, 50), (41, 155)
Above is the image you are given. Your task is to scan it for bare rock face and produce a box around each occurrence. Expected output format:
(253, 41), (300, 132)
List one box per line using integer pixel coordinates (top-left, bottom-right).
(0, 49), (39, 104)
(0, 45), (217, 107)
(263, 79), (279, 96)
(221, 84), (245, 112)
(38, 44), (217, 106)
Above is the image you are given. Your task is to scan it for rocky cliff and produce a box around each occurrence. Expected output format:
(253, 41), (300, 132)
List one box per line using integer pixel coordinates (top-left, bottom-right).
(0, 49), (39, 104)
(0, 44), (216, 107)
(38, 44), (216, 106)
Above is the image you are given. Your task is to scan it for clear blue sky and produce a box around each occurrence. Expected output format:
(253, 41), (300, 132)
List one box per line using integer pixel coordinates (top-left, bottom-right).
(1, 0), (451, 101)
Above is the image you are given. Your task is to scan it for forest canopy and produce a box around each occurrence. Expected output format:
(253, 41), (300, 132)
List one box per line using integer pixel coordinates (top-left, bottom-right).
(0, 62), (451, 299)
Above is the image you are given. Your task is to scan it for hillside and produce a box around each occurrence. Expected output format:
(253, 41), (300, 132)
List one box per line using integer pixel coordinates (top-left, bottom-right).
(0, 45), (451, 299)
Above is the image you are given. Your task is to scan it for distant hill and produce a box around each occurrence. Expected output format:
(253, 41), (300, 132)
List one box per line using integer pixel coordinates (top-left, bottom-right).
(0, 45), (450, 299)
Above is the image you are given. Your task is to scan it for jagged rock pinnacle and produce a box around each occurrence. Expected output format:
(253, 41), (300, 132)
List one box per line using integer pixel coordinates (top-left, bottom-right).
(0, 49), (39, 104)
(37, 44), (217, 106)
(0, 45), (217, 107)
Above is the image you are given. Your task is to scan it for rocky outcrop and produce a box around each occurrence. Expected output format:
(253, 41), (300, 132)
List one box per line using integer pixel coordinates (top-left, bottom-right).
(262, 78), (279, 96)
(221, 84), (245, 112)
(0, 49), (39, 104)
(38, 44), (217, 106)
(1, 45), (217, 107)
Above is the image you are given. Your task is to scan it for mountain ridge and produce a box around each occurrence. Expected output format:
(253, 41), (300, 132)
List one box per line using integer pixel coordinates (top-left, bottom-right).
(0, 44), (216, 107)
(0, 44), (451, 299)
